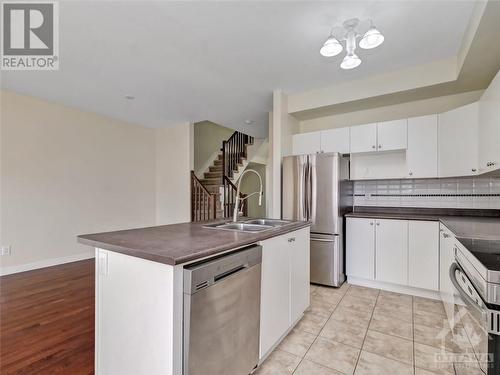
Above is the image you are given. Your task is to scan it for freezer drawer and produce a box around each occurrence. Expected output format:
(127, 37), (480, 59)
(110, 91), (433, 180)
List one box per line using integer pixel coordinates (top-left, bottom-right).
(310, 234), (345, 287)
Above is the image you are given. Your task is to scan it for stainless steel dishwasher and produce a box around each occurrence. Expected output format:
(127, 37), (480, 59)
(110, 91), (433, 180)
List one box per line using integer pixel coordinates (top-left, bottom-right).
(183, 245), (262, 375)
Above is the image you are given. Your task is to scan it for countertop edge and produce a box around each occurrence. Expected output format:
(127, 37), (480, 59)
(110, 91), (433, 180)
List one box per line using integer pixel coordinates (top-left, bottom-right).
(345, 212), (441, 221)
(77, 221), (311, 266)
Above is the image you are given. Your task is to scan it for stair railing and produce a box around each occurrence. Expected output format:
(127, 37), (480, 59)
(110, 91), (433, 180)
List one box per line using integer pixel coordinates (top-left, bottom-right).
(191, 171), (217, 222)
(222, 176), (248, 218)
(220, 131), (253, 219)
(221, 131), (253, 180)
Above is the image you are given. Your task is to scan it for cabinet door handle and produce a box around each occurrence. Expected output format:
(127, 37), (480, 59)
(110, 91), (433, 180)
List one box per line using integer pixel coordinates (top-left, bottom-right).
(472, 168), (477, 172)
(376, 222), (380, 226)
(442, 233), (450, 238)
(372, 145), (376, 149)
(370, 222), (374, 226)
(288, 237), (296, 242)
(378, 145), (382, 149)
(409, 171), (413, 176)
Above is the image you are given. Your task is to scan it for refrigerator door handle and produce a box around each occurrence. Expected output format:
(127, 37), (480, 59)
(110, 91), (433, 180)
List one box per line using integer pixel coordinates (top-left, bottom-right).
(311, 238), (335, 243)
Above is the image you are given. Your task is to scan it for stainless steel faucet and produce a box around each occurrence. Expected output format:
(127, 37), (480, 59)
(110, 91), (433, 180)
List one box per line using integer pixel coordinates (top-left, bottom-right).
(233, 169), (263, 222)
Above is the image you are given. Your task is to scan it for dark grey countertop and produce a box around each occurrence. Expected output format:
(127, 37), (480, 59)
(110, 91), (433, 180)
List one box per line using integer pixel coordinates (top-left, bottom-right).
(439, 217), (500, 240)
(78, 220), (311, 266)
(346, 207), (500, 240)
(345, 211), (442, 221)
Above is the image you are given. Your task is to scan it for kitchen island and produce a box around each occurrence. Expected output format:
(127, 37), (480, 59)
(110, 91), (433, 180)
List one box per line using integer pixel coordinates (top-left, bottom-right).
(78, 219), (311, 375)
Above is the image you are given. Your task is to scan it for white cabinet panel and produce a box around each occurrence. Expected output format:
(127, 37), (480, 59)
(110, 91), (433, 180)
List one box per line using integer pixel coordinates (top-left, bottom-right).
(259, 228), (310, 359)
(259, 235), (290, 357)
(375, 219), (408, 285)
(439, 224), (463, 326)
(438, 102), (479, 177)
(96, 250), (176, 375)
(321, 127), (350, 153)
(350, 152), (406, 180)
(407, 115), (438, 178)
(346, 218), (375, 279)
(350, 123), (377, 153)
(479, 71), (500, 173)
(289, 228), (310, 324)
(292, 132), (321, 155)
(408, 221), (439, 291)
(377, 119), (408, 151)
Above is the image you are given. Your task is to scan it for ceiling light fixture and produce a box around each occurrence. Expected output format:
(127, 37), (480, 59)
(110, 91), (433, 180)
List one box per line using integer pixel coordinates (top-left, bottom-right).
(320, 18), (384, 70)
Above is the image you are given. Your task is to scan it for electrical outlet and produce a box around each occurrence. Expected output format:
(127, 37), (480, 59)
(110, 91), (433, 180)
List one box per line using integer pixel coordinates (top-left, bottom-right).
(1, 246), (12, 256)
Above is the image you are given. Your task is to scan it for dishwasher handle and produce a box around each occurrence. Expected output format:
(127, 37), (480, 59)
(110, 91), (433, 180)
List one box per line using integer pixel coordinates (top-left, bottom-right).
(184, 245), (262, 295)
(214, 265), (247, 283)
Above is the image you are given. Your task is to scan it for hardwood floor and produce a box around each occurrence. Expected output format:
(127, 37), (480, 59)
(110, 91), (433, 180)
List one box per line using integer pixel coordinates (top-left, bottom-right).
(0, 260), (95, 375)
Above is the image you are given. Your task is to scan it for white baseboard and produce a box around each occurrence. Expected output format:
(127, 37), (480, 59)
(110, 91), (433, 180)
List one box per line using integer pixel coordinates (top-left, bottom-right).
(347, 276), (441, 301)
(0, 252), (95, 276)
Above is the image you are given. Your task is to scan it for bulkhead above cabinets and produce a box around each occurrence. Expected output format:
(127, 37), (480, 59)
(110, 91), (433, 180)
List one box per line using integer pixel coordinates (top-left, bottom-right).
(291, 70), (500, 181)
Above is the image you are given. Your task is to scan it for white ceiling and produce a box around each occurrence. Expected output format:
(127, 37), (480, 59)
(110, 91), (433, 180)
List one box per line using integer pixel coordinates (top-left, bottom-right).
(1, 1), (477, 137)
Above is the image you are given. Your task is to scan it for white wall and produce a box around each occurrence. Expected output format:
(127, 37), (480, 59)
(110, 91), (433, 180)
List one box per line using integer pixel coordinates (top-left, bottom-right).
(193, 121), (233, 176)
(1, 91), (194, 275)
(0, 91), (157, 274)
(156, 122), (193, 225)
(269, 91), (300, 219)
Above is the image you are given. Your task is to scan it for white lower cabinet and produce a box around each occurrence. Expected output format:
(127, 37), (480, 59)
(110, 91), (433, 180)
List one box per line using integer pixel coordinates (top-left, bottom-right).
(375, 219), (408, 285)
(290, 229), (310, 323)
(439, 224), (462, 325)
(347, 218), (440, 293)
(259, 228), (310, 359)
(409, 221), (439, 290)
(346, 218), (375, 279)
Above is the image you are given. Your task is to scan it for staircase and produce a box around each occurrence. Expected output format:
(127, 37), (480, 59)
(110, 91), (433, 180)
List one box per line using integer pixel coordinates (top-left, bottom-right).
(191, 131), (258, 221)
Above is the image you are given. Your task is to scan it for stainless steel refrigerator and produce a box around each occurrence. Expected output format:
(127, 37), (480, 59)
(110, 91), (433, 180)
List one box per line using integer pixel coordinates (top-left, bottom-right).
(282, 153), (352, 287)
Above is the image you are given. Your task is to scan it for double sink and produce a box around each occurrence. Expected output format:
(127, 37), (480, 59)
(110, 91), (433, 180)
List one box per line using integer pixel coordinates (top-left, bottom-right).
(204, 219), (293, 232)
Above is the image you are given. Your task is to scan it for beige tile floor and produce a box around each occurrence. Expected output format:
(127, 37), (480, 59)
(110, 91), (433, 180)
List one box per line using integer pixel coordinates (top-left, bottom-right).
(255, 283), (483, 375)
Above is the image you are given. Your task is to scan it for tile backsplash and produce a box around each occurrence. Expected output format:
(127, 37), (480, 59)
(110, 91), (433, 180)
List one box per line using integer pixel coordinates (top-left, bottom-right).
(353, 177), (500, 209)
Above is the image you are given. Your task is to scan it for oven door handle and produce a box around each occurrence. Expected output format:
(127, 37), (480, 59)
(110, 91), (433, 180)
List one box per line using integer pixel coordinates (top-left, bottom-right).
(449, 263), (486, 321)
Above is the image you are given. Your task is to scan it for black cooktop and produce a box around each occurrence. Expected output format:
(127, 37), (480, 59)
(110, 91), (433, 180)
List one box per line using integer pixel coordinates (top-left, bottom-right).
(456, 238), (500, 272)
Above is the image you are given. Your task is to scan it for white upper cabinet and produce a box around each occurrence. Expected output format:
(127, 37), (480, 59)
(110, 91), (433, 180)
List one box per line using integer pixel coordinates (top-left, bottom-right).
(350, 123), (377, 153)
(320, 127), (350, 154)
(377, 119), (408, 152)
(479, 71), (500, 173)
(292, 132), (321, 155)
(407, 115), (438, 178)
(438, 102), (479, 177)
(349, 120), (407, 154)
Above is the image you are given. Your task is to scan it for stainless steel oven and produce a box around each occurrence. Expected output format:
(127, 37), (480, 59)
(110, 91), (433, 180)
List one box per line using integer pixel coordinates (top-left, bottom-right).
(451, 238), (500, 374)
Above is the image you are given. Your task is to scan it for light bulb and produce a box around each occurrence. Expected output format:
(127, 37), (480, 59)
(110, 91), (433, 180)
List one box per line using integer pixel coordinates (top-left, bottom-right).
(340, 53), (361, 69)
(359, 27), (384, 49)
(320, 37), (343, 57)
